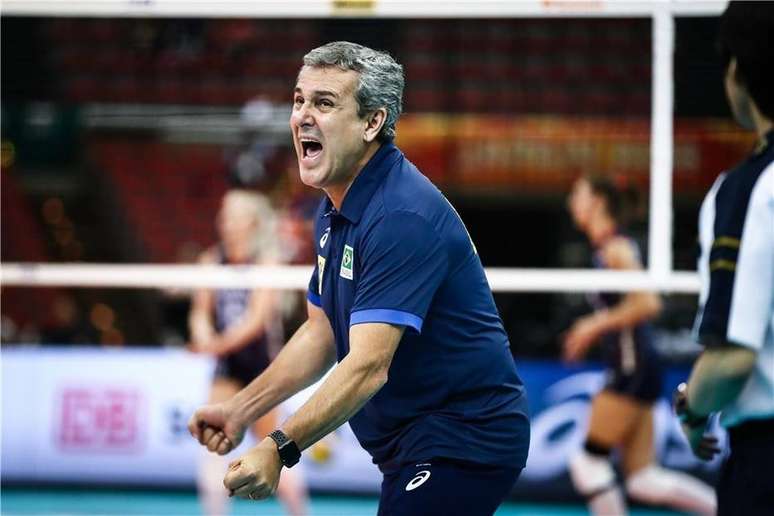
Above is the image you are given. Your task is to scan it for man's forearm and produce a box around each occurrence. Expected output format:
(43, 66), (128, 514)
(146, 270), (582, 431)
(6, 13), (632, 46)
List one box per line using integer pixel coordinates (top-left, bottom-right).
(231, 319), (336, 426)
(278, 322), (402, 451)
(686, 346), (757, 416)
(280, 352), (388, 450)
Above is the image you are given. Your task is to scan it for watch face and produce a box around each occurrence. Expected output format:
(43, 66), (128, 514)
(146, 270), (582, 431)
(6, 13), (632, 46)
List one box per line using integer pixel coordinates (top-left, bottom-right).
(271, 431), (300, 467)
(280, 444), (301, 467)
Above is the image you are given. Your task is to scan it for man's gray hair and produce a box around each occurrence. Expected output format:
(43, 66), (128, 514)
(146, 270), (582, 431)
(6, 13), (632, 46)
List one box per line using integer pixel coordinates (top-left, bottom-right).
(302, 41), (404, 142)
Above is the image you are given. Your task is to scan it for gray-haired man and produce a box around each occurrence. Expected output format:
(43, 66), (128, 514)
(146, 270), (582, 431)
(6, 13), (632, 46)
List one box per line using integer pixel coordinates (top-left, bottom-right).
(189, 42), (530, 515)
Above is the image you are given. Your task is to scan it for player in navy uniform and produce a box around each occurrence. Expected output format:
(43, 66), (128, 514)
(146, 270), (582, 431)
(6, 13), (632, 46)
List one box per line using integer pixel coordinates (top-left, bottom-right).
(676, 3), (774, 515)
(188, 190), (307, 516)
(188, 42), (530, 516)
(565, 176), (715, 515)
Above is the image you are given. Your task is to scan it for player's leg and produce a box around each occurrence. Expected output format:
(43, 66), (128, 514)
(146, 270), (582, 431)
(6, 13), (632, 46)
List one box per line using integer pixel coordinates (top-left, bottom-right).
(252, 408), (309, 516)
(197, 375), (242, 516)
(377, 458), (521, 516)
(569, 389), (643, 516)
(621, 405), (716, 515)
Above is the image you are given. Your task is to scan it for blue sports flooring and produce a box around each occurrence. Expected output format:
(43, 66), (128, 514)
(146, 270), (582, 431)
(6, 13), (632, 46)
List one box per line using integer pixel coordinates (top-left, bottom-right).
(0, 488), (688, 516)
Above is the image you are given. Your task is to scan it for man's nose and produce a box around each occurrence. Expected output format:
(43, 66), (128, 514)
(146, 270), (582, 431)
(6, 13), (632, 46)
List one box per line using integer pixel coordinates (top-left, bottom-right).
(291, 103), (314, 127)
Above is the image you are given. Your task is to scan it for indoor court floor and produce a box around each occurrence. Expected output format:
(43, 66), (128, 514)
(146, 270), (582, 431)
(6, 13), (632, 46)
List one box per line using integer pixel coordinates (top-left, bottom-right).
(1, 487), (689, 516)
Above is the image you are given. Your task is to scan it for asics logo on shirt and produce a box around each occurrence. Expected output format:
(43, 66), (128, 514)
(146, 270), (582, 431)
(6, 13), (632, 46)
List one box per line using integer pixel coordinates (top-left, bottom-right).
(320, 228), (330, 249)
(405, 470), (431, 491)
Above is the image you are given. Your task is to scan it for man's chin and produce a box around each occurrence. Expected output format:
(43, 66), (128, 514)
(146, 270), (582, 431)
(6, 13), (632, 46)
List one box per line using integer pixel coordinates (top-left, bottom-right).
(299, 168), (326, 189)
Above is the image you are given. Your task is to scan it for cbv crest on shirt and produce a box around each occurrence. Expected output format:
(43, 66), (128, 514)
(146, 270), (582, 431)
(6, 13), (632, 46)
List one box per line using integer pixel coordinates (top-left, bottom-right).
(340, 245), (354, 280)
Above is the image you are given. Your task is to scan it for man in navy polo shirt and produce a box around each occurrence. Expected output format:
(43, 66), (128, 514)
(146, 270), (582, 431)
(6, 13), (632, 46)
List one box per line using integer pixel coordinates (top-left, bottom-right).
(189, 41), (530, 515)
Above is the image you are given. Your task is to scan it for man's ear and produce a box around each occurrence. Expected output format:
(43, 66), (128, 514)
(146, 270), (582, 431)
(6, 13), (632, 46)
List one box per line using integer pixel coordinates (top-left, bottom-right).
(364, 108), (387, 143)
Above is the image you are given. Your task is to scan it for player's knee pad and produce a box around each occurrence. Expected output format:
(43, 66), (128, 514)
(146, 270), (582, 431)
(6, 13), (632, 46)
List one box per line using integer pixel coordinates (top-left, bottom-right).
(625, 465), (678, 503)
(569, 449), (617, 498)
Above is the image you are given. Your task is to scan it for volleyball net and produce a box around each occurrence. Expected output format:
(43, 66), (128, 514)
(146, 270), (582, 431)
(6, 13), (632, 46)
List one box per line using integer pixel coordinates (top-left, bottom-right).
(1, 1), (742, 341)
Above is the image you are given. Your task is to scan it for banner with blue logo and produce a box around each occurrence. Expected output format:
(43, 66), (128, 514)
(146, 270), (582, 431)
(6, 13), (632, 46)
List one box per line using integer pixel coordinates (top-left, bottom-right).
(2, 348), (722, 498)
(514, 361), (723, 499)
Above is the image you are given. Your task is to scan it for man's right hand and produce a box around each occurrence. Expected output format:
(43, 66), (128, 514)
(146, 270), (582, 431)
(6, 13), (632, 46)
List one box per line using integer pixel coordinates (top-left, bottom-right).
(188, 401), (247, 455)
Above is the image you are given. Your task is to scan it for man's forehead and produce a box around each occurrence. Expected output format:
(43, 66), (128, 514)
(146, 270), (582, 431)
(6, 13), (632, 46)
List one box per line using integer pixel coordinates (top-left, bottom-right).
(295, 66), (359, 95)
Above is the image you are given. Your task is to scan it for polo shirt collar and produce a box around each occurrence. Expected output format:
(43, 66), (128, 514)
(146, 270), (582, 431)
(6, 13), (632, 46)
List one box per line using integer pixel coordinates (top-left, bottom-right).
(325, 142), (400, 224)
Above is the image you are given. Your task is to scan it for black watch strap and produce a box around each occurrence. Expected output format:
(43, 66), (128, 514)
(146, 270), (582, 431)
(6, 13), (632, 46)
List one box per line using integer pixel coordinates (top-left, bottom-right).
(268, 430), (301, 468)
(673, 382), (709, 429)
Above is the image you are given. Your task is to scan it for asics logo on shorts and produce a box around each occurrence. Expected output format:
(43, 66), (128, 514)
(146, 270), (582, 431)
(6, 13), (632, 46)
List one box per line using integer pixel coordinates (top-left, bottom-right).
(405, 470), (431, 491)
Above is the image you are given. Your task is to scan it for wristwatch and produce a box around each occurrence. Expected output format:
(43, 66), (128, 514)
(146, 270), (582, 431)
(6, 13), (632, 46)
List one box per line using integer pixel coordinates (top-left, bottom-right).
(673, 382), (709, 429)
(268, 430), (301, 468)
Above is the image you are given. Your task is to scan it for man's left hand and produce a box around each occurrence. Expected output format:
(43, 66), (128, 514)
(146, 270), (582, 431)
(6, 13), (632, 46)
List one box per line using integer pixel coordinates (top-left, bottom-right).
(224, 438), (282, 501)
(680, 422), (721, 462)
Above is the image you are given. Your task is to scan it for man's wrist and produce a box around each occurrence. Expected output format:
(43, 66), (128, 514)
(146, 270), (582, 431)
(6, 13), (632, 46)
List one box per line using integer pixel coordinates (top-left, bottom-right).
(673, 382), (710, 429)
(224, 395), (252, 430)
(268, 429), (301, 468)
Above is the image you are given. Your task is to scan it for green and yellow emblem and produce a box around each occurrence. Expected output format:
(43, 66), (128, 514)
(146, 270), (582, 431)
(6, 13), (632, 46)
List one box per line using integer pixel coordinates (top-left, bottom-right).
(340, 245), (354, 280)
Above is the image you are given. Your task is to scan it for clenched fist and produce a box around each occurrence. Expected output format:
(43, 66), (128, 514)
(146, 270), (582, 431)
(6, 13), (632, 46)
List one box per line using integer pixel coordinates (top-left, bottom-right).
(188, 401), (247, 456)
(224, 438), (282, 501)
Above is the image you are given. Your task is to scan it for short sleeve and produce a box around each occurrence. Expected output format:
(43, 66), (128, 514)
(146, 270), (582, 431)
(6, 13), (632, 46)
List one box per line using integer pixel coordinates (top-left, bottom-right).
(726, 171), (774, 350)
(699, 168), (774, 350)
(350, 211), (448, 333)
(307, 262), (321, 307)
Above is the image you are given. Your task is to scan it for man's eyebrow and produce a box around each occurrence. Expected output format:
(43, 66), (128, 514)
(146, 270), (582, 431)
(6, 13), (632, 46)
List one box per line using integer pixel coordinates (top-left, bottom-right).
(294, 87), (340, 99)
(316, 90), (339, 98)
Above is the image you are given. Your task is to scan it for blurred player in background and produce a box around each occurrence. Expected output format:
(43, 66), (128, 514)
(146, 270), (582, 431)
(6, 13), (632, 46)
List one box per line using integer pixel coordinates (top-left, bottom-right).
(565, 175), (716, 515)
(188, 189), (308, 516)
(675, 2), (774, 515)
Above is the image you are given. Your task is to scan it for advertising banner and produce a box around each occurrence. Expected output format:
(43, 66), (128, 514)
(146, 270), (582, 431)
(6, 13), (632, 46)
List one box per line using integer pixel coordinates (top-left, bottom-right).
(0, 347), (381, 490)
(2, 347), (214, 485)
(1, 348), (721, 497)
(394, 114), (754, 194)
(512, 361), (722, 498)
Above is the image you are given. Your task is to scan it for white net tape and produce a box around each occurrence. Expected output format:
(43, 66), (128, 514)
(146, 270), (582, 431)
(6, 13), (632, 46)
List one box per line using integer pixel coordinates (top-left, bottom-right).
(0, 263), (700, 293)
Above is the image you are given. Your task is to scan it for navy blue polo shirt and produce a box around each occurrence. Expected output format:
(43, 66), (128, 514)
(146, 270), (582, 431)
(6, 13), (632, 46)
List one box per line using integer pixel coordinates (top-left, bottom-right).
(306, 142), (530, 472)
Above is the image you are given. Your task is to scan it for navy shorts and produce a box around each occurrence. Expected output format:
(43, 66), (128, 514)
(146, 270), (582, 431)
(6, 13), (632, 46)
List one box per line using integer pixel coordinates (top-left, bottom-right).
(601, 331), (663, 403)
(377, 458), (522, 516)
(213, 338), (271, 386)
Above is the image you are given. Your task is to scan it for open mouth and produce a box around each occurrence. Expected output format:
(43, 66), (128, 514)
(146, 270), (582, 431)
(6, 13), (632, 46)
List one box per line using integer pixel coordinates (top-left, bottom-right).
(300, 138), (323, 160)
